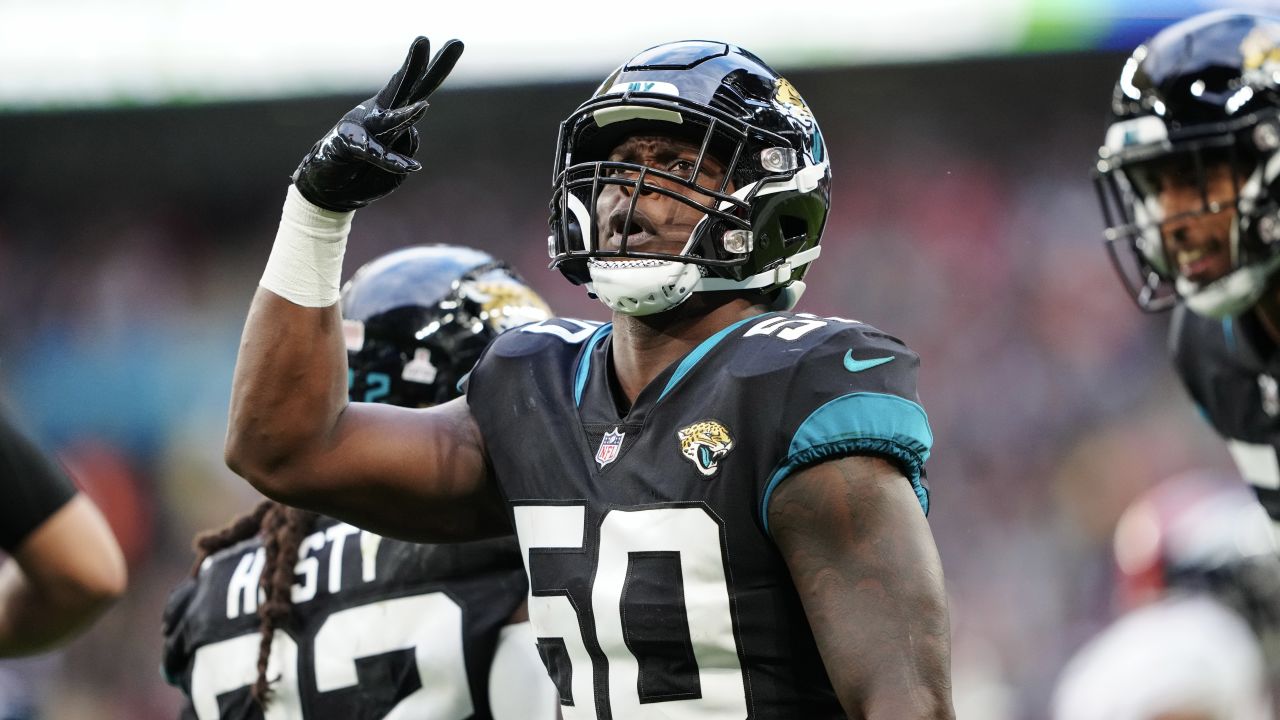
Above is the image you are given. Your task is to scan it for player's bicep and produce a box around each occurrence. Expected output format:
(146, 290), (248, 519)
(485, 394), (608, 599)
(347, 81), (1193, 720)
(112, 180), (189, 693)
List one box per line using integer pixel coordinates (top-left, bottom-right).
(769, 455), (952, 718)
(280, 397), (503, 542)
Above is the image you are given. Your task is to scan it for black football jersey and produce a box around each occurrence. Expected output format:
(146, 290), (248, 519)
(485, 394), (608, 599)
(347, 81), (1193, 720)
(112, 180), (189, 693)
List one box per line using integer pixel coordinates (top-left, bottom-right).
(0, 405), (76, 552)
(162, 515), (529, 719)
(1171, 304), (1280, 523)
(466, 311), (934, 719)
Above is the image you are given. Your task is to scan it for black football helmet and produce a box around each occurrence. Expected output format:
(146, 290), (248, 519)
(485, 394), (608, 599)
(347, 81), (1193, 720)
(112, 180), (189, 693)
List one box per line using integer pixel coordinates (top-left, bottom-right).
(548, 41), (830, 315)
(1095, 11), (1280, 316)
(341, 245), (551, 407)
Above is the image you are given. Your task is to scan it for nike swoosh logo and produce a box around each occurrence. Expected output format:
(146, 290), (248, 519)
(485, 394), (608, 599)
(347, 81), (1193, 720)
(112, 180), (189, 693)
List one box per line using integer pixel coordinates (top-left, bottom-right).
(843, 351), (895, 373)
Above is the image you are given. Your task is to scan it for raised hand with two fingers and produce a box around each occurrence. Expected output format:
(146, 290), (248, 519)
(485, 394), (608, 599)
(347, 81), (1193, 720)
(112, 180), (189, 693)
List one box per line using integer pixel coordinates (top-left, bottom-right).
(292, 36), (464, 212)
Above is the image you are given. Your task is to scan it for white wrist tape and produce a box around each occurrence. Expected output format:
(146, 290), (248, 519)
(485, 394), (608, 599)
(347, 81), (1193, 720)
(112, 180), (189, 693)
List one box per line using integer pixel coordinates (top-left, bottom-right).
(259, 185), (354, 307)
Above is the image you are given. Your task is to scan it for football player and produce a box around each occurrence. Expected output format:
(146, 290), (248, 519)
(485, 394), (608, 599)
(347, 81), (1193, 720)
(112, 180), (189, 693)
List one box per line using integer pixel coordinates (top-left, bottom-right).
(0, 404), (126, 656)
(1052, 472), (1280, 719)
(1096, 11), (1280, 534)
(226, 37), (953, 718)
(163, 245), (560, 718)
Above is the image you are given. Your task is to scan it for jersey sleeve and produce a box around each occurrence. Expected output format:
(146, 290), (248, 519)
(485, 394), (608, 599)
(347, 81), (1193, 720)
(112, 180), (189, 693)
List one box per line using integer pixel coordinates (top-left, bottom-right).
(160, 575), (198, 712)
(0, 406), (77, 552)
(759, 322), (933, 530)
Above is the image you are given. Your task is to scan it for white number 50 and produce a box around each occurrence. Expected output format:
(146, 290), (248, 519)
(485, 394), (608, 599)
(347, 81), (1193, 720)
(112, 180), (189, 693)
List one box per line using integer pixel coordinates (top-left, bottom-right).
(513, 505), (748, 720)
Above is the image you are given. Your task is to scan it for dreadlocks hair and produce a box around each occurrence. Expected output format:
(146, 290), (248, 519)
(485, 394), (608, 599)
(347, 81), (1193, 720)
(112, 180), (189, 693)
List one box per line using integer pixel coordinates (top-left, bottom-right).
(251, 503), (320, 707)
(187, 500), (320, 709)
(189, 499), (274, 578)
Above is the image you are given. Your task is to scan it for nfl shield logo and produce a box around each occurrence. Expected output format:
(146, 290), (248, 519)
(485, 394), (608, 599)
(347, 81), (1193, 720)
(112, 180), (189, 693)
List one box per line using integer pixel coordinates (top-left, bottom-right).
(596, 427), (625, 468)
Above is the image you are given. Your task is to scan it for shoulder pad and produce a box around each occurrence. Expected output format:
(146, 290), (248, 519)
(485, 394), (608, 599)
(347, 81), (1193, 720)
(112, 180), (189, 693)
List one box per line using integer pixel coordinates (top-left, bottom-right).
(204, 535), (265, 570)
(487, 318), (605, 358)
(161, 576), (197, 637)
(726, 312), (916, 380)
(159, 576), (198, 686)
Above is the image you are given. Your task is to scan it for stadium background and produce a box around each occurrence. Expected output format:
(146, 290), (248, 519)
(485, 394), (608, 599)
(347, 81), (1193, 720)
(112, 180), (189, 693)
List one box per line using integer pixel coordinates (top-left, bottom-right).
(0, 2), (1259, 717)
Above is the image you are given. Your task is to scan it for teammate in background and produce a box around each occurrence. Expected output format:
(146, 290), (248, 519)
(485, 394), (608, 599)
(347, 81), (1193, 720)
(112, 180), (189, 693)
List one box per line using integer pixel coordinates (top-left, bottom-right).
(226, 37), (953, 718)
(1052, 472), (1280, 720)
(162, 246), (559, 719)
(1095, 11), (1280, 533)
(0, 404), (126, 656)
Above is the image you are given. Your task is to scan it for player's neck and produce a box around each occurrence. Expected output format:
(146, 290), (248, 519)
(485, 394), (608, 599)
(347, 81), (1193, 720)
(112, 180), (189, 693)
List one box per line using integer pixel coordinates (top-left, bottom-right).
(609, 294), (767, 406)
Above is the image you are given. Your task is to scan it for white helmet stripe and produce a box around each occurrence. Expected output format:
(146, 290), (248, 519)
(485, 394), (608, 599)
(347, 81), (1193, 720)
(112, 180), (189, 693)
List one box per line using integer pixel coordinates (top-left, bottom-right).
(714, 162), (829, 214)
(1103, 116), (1169, 152)
(566, 192), (593, 252)
(694, 245), (822, 292)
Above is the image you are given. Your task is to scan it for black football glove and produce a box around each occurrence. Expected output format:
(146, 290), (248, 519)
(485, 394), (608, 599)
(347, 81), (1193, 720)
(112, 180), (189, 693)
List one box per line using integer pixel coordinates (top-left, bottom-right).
(291, 36), (464, 212)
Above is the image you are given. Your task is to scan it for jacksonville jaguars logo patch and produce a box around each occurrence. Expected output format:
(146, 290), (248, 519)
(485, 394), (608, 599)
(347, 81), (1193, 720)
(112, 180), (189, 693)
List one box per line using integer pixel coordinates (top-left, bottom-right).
(460, 277), (552, 332)
(1241, 23), (1280, 87)
(596, 427), (625, 468)
(772, 77), (813, 119)
(677, 420), (734, 477)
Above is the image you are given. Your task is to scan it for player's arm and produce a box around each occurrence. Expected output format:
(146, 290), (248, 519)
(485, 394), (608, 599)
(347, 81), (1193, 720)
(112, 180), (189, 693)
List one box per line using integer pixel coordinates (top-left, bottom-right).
(223, 38), (503, 542)
(769, 455), (953, 720)
(0, 408), (127, 656)
(228, 295), (500, 541)
(0, 492), (127, 657)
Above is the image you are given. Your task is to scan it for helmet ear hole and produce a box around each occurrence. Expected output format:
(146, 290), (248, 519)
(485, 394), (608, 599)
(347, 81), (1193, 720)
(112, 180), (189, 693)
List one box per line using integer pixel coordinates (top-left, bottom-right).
(779, 215), (809, 247)
(565, 215), (585, 252)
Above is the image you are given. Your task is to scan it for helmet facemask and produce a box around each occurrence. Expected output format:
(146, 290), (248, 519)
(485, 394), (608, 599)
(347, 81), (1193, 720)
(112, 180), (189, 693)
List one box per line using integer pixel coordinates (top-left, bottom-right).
(547, 49), (831, 316)
(1096, 118), (1280, 316)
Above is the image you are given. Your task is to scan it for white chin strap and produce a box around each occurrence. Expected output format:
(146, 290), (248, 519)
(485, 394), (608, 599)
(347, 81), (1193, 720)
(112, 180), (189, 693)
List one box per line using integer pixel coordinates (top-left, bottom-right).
(1179, 254), (1280, 319)
(585, 245), (821, 317)
(587, 259), (704, 316)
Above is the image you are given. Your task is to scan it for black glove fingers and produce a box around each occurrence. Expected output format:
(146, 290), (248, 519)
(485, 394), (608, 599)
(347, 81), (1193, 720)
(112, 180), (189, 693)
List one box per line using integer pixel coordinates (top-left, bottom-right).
(409, 39), (464, 103)
(375, 36), (432, 109)
(400, 129), (421, 158)
(365, 100), (430, 138)
(356, 135), (391, 168)
(291, 37), (443, 209)
(369, 151), (421, 174)
(387, 127), (420, 161)
(331, 121), (376, 158)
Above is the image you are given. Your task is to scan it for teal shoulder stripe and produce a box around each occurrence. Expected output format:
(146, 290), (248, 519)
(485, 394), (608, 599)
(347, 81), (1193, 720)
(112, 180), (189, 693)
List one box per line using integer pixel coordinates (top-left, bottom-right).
(658, 313), (767, 401)
(761, 392), (933, 533)
(574, 323), (613, 406)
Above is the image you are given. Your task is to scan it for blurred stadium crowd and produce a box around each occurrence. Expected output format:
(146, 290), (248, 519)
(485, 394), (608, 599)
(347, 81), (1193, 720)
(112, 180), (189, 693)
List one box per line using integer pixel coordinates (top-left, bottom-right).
(0, 52), (1235, 718)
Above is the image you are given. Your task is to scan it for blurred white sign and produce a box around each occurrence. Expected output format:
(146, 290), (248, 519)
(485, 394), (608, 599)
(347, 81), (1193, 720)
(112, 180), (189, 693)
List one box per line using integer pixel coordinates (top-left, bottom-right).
(0, 0), (1027, 108)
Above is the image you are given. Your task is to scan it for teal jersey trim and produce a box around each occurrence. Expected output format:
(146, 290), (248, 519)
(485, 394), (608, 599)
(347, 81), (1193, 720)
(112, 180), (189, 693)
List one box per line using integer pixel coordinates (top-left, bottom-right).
(658, 314), (765, 401)
(1222, 316), (1237, 355)
(761, 392), (933, 533)
(574, 323), (614, 407)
